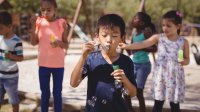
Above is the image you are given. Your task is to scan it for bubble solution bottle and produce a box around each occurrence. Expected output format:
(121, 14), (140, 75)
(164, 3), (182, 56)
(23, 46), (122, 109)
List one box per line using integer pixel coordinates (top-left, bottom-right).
(178, 49), (184, 62)
(112, 65), (122, 89)
(50, 35), (56, 47)
(112, 65), (129, 96)
(5, 50), (10, 62)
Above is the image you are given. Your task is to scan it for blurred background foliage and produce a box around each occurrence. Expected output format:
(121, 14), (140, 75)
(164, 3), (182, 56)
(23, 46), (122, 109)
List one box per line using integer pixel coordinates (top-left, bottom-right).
(2, 0), (200, 37)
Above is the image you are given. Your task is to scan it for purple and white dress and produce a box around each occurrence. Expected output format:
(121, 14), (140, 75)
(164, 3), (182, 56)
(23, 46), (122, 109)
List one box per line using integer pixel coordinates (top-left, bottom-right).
(151, 33), (185, 103)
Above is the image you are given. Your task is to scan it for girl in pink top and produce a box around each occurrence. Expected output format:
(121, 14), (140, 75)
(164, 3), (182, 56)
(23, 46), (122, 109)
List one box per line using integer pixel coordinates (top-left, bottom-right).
(30, 0), (69, 112)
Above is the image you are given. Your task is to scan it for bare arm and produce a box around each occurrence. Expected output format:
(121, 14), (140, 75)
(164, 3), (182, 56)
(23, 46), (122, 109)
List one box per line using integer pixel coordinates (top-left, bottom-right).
(181, 39), (190, 65)
(30, 30), (39, 46)
(70, 41), (95, 87)
(123, 75), (137, 97)
(5, 53), (24, 62)
(70, 55), (87, 87)
(119, 34), (159, 50)
(29, 16), (39, 46)
(57, 22), (69, 49)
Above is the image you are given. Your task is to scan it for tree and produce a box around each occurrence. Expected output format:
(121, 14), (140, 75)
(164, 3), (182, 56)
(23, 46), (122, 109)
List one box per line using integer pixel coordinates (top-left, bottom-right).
(6, 0), (200, 35)
(9, 0), (39, 13)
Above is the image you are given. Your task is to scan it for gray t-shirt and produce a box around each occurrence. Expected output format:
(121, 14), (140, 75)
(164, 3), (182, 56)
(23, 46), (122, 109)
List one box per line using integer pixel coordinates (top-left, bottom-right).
(0, 35), (23, 78)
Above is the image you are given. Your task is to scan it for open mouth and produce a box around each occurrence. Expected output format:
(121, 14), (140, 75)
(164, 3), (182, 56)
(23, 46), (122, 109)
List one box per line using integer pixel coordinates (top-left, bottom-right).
(41, 16), (47, 18)
(103, 43), (110, 52)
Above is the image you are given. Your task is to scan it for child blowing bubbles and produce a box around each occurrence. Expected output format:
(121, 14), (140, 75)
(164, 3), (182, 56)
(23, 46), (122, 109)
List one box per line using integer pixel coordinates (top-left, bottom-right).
(29, 0), (69, 112)
(70, 14), (137, 112)
(120, 10), (189, 112)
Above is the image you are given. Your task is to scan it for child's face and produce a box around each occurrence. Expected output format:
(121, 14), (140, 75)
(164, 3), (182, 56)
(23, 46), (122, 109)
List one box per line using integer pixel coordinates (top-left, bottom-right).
(0, 24), (11, 36)
(162, 19), (181, 36)
(132, 15), (143, 28)
(144, 27), (153, 37)
(40, 1), (56, 20)
(96, 26), (124, 53)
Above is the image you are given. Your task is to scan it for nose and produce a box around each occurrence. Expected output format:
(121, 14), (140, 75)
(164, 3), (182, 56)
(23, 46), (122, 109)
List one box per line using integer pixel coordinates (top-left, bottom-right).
(43, 10), (48, 15)
(106, 35), (112, 43)
(162, 26), (167, 31)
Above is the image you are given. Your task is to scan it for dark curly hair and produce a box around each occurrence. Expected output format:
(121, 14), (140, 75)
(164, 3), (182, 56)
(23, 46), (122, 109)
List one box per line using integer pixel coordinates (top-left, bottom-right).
(40, 0), (57, 8)
(0, 11), (12, 26)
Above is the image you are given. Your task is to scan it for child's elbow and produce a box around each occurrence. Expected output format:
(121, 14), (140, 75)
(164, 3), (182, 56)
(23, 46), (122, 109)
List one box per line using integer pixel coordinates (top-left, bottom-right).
(130, 86), (137, 97)
(182, 59), (190, 65)
(185, 60), (190, 65)
(31, 41), (38, 46)
(17, 56), (24, 62)
(30, 38), (39, 46)
(70, 81), (79, 88)
(130, 91), (137, 97)
(19, 57), (24, 62)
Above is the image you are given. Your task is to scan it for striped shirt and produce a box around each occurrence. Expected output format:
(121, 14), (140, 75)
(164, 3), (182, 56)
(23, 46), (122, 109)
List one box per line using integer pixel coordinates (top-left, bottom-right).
(0, 35), (23, 78)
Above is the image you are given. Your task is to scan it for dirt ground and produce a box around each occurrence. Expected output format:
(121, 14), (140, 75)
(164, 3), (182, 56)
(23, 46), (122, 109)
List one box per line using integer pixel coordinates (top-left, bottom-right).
(1, 37), (200, 112)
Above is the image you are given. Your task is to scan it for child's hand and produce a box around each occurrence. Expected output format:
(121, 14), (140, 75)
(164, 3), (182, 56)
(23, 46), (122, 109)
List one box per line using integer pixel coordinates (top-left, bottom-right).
(118, 43), (128, 49)
(179, 61), (184, 66)
(5, 52), (11, 59)
(30, 15), (37, 26)
(50, 40), (61, 48)
(82, 41), (96, 57)
(111, 69), (127, 83)
(62, 21), (69, 30)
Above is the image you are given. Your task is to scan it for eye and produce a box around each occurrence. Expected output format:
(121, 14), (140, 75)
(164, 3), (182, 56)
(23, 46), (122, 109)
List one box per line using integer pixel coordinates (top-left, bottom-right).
(112, 35), (118, 38)
(166, 25), (171, 28)
(102, 34), (107, 37)
(41, 9), (45, 12)
(162, 24), (165, 26)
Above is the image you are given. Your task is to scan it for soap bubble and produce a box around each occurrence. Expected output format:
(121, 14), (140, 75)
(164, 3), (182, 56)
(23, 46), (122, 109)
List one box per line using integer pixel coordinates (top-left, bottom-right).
(87, 96), (97, 107)
(101, 99), (107, 104)
(82, 67), (87, 74)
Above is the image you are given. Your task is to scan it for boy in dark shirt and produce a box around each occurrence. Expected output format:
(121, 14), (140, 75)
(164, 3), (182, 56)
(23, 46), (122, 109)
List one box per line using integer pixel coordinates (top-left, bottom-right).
(70, 14), (137, 112)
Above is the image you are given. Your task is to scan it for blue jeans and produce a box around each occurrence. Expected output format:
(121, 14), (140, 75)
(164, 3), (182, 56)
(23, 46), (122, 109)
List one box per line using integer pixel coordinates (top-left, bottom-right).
(134, 62), (151, 89)
(0, 77), (19, 105)
(39, 67), (64, 112)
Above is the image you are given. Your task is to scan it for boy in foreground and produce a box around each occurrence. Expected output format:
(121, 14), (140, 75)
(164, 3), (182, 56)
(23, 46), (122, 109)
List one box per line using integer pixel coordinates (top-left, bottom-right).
(70, 14), (136, 112)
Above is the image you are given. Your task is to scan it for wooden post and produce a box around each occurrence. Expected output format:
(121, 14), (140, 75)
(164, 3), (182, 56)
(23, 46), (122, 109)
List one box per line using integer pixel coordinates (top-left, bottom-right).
(138, 0), (145, 12)
(67, 0), (83, 42)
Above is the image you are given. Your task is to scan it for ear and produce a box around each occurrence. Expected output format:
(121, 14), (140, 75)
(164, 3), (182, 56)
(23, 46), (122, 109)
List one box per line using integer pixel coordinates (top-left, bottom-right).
(177, 24), (182, 30)
(121, 33), (126, 43)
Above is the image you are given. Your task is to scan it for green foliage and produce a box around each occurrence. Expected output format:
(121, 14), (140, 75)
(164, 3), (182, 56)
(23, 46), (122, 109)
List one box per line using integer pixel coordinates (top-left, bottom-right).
(181, 0), (200, 23)
(9, 0), (40, 13)
(145, 0), (200, 24)
(57, 0), (78, 17)
(104, 0), (139, 23)
(5, 0), (200, 34)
